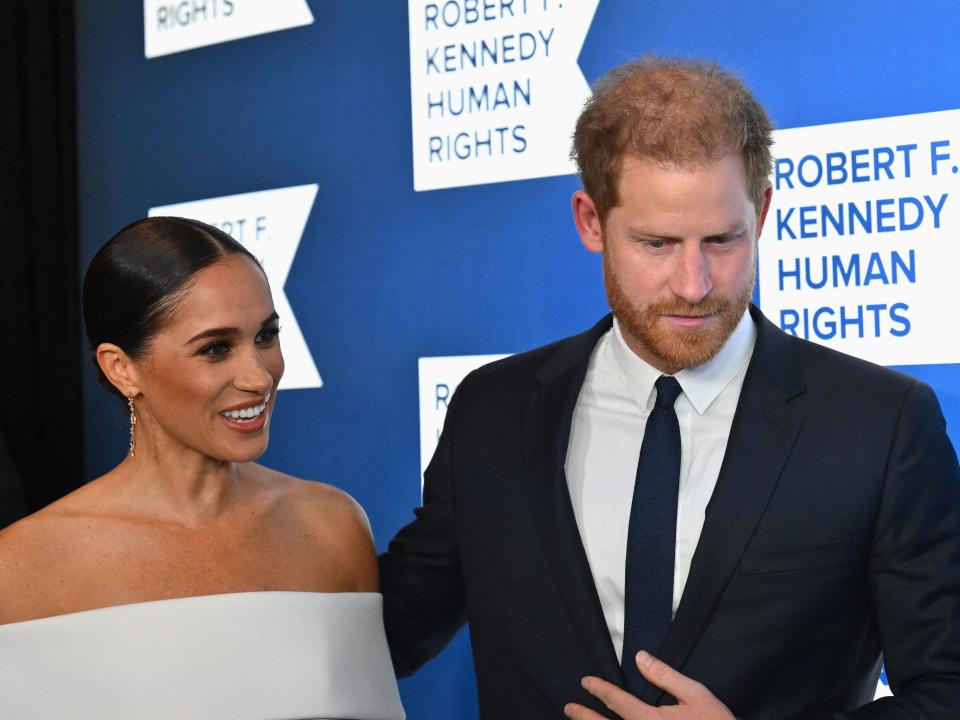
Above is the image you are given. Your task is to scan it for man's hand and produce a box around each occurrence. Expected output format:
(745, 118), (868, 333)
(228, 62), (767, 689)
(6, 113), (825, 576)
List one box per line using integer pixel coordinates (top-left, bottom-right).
(563, 651), (736, 720)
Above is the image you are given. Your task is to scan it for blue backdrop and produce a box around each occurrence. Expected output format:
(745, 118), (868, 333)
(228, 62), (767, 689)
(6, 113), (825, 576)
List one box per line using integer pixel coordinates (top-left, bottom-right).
(76, 2), (960, 717)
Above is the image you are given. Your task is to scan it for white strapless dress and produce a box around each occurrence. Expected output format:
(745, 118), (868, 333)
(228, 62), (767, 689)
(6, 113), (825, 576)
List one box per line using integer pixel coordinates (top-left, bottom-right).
(0, 591), (405, 719)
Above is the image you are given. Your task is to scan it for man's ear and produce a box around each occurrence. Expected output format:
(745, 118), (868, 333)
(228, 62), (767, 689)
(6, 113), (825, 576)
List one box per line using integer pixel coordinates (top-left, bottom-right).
(756, 183), (773, 238)
(572, 190), (605, 253)
(96, 343), (142, 398)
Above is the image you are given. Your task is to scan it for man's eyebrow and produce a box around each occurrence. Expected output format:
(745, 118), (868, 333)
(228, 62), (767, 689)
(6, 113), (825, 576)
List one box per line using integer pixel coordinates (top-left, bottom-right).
(628, 228), (679, 241)
(627, 222), (747, 240)
(712, 222), (748, 236)
(185, 312), (279, 344)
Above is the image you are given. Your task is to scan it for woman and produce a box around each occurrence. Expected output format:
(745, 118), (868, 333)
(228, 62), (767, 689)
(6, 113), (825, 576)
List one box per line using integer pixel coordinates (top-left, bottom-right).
(0, 217), (404, 719)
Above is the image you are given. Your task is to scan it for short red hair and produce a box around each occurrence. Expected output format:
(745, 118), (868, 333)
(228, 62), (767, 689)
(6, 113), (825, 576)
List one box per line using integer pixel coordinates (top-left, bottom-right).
(572, 56), (774, 224)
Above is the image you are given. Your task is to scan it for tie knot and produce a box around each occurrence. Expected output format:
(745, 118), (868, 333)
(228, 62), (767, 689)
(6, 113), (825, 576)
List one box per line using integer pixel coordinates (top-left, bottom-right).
(654, 376), (682, 408)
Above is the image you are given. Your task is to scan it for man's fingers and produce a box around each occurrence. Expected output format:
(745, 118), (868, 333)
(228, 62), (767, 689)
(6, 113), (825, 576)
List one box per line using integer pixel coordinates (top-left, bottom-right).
(564, 702), (610, 720)
(635, 651), (706, 702)
(579, 675), (653, 719)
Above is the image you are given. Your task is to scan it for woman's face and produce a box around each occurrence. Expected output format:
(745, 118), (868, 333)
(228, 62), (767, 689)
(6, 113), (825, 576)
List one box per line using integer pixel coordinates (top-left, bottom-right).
(133, 255), (284, 463)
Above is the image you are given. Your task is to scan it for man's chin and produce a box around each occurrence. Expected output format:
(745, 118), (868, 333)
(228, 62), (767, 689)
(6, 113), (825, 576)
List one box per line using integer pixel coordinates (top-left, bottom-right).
(623, 316), (733, 372)
(653, 336), (724, 370)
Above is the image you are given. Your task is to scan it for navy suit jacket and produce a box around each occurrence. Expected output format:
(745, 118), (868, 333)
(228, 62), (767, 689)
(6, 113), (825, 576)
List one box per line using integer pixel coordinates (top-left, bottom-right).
(380, 306), (960, 719)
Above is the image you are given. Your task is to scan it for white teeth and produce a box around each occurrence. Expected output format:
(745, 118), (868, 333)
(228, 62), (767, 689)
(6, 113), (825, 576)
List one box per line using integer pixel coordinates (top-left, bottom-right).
(220, 401), (267, 421)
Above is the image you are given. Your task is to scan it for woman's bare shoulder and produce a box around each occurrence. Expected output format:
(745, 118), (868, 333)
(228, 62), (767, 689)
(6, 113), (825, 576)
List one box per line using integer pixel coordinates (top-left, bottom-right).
(0, 504), (85, 623)
(0, 497), (87, 562)
(251, 466), (378, 591)
(0, 511), (48, 566)
(255, 466), (372, 533)
(0, 474), (136, 620)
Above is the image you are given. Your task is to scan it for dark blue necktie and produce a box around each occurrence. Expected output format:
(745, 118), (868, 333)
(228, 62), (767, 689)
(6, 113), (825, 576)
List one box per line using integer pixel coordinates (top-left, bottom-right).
(622, 375), (683, 695)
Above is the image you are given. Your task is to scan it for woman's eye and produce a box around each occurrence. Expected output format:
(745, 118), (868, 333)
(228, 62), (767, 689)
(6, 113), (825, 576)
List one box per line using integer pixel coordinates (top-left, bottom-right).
(199, 342), (231, 357)
(256, 326), (281, 344)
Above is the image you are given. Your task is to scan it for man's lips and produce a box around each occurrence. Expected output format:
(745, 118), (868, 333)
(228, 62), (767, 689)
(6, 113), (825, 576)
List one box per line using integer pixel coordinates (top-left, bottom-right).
(663, 313), (716, 329)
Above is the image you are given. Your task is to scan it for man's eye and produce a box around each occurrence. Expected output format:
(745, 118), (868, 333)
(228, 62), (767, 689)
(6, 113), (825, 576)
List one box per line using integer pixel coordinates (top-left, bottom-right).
(199, 342), (231, 357)
(645, 239), (666, 249)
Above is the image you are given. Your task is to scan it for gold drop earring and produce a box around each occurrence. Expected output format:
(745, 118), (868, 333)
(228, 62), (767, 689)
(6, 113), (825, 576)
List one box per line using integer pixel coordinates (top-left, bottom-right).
(127, 394), (138, 457)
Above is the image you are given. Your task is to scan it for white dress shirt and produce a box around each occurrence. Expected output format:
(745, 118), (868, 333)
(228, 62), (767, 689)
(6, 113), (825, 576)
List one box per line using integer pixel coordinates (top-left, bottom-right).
(564, 311), (756, 659)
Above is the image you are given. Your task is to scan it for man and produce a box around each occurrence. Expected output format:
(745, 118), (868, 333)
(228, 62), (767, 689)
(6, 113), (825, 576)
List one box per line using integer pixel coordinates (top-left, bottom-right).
(379, 57), (960, 719)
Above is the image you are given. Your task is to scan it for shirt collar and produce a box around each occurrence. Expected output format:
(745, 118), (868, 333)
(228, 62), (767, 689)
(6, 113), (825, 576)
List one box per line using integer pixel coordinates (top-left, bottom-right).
(610, 309), (757, 416)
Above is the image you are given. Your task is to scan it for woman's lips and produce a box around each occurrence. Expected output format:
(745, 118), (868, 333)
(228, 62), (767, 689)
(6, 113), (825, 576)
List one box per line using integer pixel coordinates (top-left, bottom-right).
(219, 408), (268, 433)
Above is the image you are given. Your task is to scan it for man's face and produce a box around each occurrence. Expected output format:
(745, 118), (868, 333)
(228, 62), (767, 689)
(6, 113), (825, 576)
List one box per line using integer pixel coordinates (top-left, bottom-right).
(575, 154), (770, 374)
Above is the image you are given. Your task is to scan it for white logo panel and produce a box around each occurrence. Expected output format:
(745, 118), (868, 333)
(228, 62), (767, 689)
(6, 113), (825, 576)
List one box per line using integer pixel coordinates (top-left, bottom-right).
(149, 184), (322, 391)
(759, 109), (960, 366)
(418, 354), (509, 486)
(408, 0), (599, 191)
(144, 0), (313, 58)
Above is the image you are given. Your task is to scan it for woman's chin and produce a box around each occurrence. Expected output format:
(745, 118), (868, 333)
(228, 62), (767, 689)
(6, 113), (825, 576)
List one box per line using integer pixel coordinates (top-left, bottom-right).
(208, 436), (270, 465)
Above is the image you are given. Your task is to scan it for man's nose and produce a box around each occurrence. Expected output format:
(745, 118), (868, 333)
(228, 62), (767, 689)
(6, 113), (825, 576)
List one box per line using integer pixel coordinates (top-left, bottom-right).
(670, 243), (712, 304)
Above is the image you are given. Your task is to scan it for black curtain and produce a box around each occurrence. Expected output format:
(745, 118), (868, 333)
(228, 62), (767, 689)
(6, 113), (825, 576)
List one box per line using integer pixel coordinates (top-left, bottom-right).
(0, 0), (82, 526)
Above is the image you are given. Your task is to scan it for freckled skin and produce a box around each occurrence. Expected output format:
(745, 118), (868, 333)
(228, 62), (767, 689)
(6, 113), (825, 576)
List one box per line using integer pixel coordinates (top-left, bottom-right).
(0, 256), (376, 625)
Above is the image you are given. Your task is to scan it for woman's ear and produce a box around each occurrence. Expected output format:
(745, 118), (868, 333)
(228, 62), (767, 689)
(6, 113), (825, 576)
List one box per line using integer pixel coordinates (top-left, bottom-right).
(96, 343), (142, 397)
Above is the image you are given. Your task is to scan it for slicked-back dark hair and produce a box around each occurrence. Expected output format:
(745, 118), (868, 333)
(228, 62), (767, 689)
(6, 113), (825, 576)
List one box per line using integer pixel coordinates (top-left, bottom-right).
(82, 216), (263, 398)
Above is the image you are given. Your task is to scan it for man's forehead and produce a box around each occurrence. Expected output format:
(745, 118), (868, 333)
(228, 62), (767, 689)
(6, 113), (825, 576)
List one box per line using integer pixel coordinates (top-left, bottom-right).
(619, 150), (744, 175)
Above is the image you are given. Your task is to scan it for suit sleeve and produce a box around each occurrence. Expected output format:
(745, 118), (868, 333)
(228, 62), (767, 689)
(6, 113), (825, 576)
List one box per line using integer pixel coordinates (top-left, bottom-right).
(801, 381), (960, 719)
(378, 381), (468, 677)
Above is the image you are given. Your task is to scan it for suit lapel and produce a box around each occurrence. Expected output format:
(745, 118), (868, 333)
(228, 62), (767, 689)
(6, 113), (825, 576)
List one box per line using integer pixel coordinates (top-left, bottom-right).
(521, 316), (623, 683)
(644, 306), (806, 705)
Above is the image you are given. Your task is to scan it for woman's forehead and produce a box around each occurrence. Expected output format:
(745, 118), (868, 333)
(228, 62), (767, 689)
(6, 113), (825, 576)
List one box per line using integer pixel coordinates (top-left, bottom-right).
(162, 257), (275, 334)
